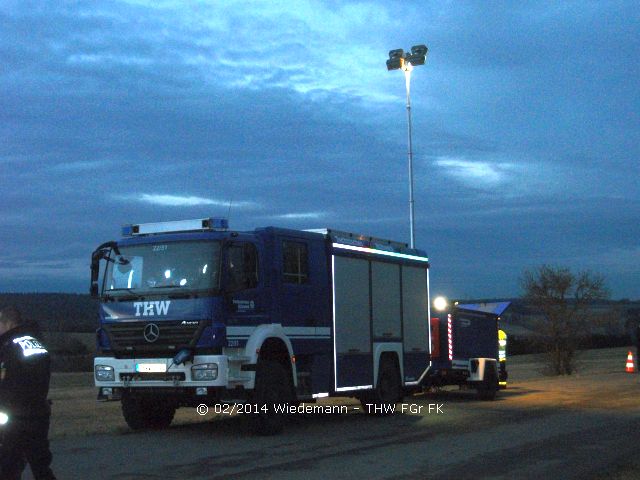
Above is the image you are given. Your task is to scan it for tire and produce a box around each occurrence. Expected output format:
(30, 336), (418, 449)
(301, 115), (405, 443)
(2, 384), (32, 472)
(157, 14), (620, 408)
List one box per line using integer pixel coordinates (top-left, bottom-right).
(477, 363), (498, 401)
(361, 357), (402, 415)
(121, 394), (176, 430)
(248, 360), (293, 435)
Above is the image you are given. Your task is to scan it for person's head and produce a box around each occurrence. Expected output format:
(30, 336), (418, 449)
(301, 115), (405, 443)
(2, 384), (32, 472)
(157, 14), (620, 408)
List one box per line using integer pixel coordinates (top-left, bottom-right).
(0, 306), (22, 336)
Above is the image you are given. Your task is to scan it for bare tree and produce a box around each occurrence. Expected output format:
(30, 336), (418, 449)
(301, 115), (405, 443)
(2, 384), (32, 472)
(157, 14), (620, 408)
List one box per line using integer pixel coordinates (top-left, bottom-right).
(521, 265), (609, 375)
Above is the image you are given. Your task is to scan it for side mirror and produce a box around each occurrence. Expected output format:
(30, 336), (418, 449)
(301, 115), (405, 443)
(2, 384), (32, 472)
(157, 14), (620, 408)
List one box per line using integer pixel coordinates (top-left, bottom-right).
(90, 251), (101, 297)
(90, 242), (117, 298)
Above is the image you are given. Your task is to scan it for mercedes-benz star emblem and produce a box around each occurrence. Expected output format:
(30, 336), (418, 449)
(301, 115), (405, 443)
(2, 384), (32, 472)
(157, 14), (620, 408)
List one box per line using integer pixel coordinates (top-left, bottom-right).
(143, 323), (160, 343)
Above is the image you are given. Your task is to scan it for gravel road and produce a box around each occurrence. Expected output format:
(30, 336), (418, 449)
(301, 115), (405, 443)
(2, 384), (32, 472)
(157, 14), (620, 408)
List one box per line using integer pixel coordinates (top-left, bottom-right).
(26, 347), (640, 479)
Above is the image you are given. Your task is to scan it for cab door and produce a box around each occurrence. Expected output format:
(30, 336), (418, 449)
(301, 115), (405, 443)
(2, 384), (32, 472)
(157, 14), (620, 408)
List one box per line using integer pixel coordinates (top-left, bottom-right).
(223, 240), (269, 344)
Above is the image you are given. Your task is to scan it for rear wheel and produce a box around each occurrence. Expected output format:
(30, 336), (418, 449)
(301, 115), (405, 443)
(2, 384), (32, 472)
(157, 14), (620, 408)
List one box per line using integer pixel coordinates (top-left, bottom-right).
(361, 356), (402, 415)
(121, 394), (176, 430)
(477, 363), (498, 401)
(248, 360), (293, 435)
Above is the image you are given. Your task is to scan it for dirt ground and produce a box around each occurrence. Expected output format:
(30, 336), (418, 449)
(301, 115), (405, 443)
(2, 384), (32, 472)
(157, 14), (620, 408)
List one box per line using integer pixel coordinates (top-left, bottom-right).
(28, 347), (640, 478)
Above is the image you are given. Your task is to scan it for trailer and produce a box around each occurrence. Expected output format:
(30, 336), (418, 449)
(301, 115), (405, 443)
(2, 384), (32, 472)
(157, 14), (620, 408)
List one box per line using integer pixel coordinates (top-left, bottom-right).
(426, 301), (510, 399)
(90, 218), (431, 434)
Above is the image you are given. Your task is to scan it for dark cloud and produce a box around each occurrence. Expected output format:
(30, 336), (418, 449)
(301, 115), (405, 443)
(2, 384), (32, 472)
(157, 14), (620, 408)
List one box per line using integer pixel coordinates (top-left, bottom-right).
(0, 1), (638, 298)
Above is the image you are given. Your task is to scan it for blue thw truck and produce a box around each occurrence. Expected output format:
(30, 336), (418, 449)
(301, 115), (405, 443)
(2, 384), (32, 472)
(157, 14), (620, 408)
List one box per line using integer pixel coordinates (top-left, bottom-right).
(90, 218), (433, 434)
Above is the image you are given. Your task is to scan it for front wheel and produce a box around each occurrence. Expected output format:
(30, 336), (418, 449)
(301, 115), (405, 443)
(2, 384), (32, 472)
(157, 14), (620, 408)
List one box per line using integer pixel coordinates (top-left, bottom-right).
(248, 360), (293, 435)
(121, 394), (176, 430)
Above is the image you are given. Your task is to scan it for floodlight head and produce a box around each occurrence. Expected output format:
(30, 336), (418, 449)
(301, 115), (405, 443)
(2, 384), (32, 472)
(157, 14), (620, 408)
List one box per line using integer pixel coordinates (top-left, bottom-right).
(386, 57), (404, 70)
(405, 54), (424, 66)
(386, 48), (405, 70)
(406, 45), (428, 66)
(405, 54), (423, 66)
(411, 44), (428, 56)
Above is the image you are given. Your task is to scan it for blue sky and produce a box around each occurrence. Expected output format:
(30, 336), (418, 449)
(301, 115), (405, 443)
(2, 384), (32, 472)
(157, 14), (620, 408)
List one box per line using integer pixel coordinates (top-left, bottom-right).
(1, 1), (638, 299)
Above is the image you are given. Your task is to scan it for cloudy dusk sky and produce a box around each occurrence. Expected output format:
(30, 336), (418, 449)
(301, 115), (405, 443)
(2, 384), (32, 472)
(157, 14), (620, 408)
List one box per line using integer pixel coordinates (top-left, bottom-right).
(1, 1), (638, 299)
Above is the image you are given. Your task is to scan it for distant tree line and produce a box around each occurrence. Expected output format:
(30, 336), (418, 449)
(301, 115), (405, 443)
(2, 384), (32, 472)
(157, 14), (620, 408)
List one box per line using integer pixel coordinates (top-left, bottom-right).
(2, 287), (638, 373)
(0, 293), (98, 333)
(506, 333), (632, 356)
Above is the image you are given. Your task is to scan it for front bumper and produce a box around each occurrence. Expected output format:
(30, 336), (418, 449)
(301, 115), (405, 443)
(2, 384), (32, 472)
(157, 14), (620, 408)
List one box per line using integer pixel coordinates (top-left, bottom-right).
(94, 355), (230, 389)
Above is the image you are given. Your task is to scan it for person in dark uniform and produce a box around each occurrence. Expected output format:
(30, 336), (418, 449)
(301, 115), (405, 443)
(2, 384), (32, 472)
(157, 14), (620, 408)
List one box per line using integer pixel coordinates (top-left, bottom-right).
(0, 306), (56, 480)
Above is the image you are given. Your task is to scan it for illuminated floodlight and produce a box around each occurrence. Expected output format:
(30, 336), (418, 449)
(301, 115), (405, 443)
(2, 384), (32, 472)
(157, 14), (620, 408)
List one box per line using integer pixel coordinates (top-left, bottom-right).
(433, 296), (448, 312)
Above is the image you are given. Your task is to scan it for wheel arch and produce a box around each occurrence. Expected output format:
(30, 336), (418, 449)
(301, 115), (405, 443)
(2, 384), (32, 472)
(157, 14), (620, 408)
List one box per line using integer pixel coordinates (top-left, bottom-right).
(244, 324), (297, 388)
(373, 342), (403, 388)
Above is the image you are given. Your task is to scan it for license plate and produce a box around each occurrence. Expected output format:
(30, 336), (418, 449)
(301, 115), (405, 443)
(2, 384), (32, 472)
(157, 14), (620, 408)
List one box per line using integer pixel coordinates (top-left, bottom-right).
(135, 363), (167, 373)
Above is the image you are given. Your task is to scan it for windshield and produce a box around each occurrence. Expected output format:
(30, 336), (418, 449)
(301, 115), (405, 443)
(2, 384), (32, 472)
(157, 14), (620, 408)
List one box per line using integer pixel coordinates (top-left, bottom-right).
(103, 241), (221, 296)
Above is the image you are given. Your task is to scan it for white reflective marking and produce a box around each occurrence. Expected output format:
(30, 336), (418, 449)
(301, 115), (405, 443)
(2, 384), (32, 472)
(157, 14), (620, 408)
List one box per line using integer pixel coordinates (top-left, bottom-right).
(226, 326), (331, 337)
(448, 314), (453, 361)
(312, 392), (329, 399)
(427, 267), (432, 370)
(332, 255), (338, 391)
(13, 336), (48, 357)
(332, 243), (428, 262)
(335, 385), (372, 392)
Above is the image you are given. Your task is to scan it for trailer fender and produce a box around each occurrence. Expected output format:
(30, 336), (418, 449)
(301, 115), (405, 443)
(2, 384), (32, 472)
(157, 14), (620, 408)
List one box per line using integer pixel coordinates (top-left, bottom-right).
(468, 358), (497, 382)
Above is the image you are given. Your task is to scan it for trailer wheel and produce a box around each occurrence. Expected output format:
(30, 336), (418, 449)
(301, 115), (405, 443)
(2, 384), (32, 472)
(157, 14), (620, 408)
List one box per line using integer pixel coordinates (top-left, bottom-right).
(476, 363), (498, 401)
(121, 394), (176, 430)
(361, 357), (402, 415)
(248, 360), (292, 435)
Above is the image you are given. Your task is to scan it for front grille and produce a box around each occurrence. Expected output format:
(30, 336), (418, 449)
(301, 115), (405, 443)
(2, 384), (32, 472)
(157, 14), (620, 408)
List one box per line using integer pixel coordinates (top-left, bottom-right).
(105, 320), (203, 355)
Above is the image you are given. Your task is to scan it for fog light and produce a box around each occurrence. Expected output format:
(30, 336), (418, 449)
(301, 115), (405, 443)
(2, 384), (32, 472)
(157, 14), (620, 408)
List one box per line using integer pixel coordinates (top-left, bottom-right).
(101, 387), (113, 396)
(95, 365), (115, 382)
(191, 363), (218, 381)
(196, 387), (208, 396)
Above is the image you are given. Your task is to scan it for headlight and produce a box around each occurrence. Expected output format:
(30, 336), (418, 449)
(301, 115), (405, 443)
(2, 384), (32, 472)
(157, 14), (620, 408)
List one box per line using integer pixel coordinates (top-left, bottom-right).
(95, 365), (115, 382)
(0, 411), (9, 425)
(191, 363), (218, 381)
